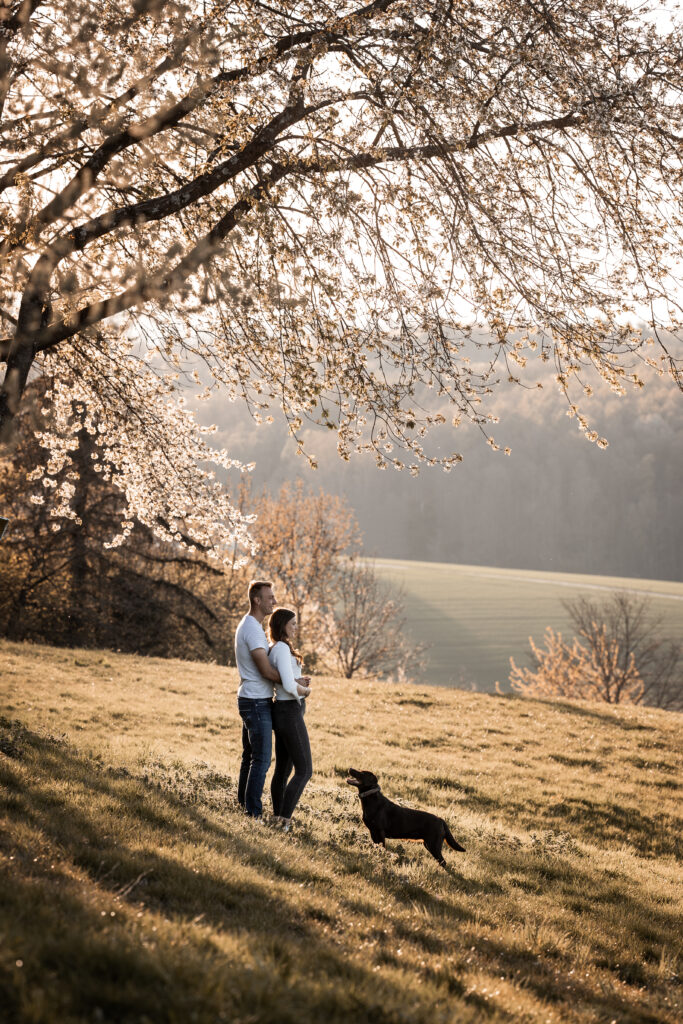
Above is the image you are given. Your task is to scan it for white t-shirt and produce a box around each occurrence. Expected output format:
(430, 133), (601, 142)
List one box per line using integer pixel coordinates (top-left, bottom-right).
(268, 641), (303, 702)
(235, 614), (272, 699)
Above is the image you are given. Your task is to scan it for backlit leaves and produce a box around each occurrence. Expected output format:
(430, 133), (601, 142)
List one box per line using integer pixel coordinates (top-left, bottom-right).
(1, 0), (682, 552)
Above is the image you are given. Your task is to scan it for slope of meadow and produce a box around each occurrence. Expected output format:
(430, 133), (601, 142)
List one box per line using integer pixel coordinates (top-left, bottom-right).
(1, 638), (681, 1024)
(373, 559), (683, 691)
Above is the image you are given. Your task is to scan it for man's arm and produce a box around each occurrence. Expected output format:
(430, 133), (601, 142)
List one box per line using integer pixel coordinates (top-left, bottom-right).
(250, 647), (280, 684)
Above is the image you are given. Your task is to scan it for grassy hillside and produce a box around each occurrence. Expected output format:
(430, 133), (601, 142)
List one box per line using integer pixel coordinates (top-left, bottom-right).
(1, 638), (682, 1024)
(373, 559), (683, 690)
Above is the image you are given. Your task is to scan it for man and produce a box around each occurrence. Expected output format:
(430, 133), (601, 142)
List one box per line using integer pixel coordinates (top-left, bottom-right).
(235, 579), (281, 818)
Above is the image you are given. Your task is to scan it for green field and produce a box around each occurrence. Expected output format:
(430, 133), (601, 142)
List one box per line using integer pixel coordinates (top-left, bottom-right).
(373, 560), (683, 691)
(1, 639), (681, 1023)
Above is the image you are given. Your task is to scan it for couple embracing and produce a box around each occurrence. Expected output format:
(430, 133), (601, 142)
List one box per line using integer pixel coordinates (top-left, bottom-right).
(235, 580), (313, 829)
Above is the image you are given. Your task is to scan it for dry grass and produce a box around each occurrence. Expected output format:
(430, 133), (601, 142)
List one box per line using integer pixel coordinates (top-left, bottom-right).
(1, 637), (682, 1023)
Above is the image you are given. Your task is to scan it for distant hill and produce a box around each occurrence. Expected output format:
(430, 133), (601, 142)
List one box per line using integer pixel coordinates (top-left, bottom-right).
(373, 559), (683, 690)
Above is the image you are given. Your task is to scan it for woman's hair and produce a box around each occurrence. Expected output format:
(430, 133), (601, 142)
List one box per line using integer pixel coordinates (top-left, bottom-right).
(268, 607), (303, 664)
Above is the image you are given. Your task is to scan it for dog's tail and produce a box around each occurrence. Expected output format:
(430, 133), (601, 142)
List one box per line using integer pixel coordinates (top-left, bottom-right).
(443, 822), (465, 853)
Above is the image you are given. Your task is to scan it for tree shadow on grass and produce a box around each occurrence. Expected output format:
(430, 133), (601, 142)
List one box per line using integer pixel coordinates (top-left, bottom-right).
(469, 842), (680, 1021)
(1, 718), (513, 1024)
(447, 773), (681, 861)
(542, 794), (682, 859)
(474, 932), (668, 1024)
(531, 698), (657, 732)
(479, 840), (682, 934)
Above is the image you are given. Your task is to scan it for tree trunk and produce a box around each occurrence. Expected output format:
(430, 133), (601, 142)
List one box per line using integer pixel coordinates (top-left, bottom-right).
(0, 332), (35, 445)
(66, 421), (96, 646)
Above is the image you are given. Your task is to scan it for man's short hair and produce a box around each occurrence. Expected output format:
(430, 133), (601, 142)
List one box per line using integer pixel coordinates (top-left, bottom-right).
(248, 579), (273, 606)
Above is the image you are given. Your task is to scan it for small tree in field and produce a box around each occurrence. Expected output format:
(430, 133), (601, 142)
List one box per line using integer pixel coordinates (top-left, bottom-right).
(248, 479), (361, 656)
(565, 593), (683, 710)
(324, 557), (424, 679)
(509, 593), (682, 709)
(508, 626), (644, 704)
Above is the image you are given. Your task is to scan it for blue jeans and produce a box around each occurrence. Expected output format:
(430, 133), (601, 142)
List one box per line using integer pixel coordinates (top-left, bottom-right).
(237, 697), (273, 817)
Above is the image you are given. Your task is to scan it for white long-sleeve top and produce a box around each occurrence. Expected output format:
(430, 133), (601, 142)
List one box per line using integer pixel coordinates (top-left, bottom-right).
(268, 641), (303, 702)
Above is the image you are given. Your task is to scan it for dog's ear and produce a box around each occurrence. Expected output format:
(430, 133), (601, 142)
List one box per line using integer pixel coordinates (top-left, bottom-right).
(357, 771), (379, 788)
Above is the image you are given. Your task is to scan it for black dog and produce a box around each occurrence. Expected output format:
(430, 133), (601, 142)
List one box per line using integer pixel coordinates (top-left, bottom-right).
(346, 768), (465, 869)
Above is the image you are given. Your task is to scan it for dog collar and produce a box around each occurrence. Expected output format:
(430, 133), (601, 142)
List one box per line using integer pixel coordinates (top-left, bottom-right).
(359, 787), (381, 798)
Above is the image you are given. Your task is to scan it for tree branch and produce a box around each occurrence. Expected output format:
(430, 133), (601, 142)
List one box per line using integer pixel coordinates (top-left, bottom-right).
(3, 0), (400, 223)
(0, 50), (181, 193)
(0, 1), (44, 117)
(0, 0), (43, 36)
(22, 105), (593, 354)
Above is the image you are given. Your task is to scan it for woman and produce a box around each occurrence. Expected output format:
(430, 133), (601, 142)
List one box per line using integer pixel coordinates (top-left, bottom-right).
(268, 607), (313, 830)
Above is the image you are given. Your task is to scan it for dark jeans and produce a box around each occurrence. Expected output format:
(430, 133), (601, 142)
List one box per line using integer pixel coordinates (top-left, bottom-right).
(237, 697), (273, 817)
(271, 699), (312, 820)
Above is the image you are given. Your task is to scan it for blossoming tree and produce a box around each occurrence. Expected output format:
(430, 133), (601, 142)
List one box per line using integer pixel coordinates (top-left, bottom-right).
(1, 0), (682, 553)
(508, 593), (682, 709)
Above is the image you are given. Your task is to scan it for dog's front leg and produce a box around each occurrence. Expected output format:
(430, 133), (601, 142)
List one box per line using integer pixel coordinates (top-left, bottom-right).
(369, 830), (386, 848)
